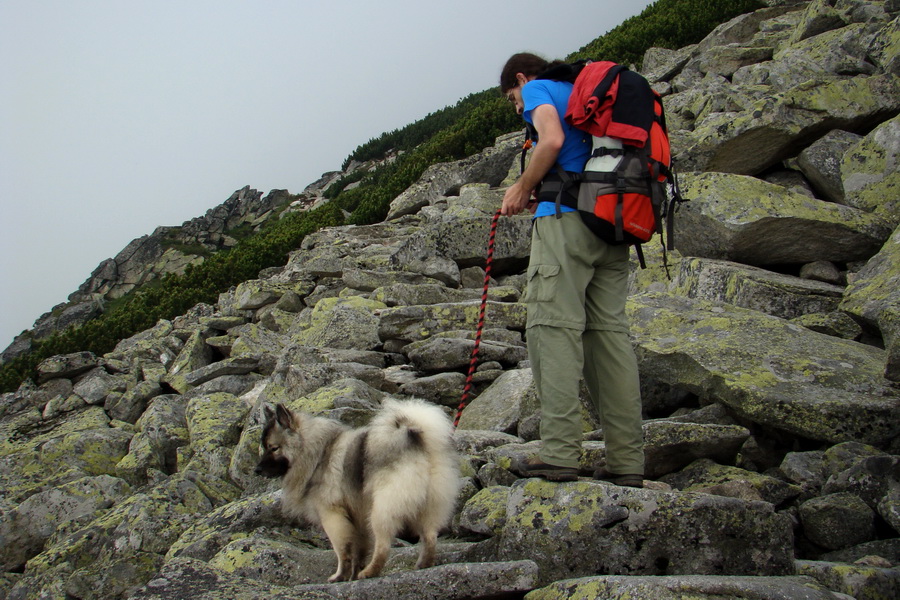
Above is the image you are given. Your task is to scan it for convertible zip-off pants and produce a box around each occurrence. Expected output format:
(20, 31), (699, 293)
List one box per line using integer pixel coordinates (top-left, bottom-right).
(524, 211), (644, 474)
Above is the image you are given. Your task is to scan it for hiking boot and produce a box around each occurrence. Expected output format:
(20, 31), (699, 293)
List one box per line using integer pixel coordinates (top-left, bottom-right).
(593, 467), (644, 488)
(514, 456), (579, 482)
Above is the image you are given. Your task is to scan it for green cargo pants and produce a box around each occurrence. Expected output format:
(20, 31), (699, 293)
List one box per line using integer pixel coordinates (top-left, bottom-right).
(524, 211), (644, 474)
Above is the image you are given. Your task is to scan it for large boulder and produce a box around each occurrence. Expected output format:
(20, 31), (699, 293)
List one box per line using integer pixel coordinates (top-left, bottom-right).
(841, 225), (900, 381)
(526, 574), (854, 600)
(390, 215), (533, 276)
(467, 479), (794, 586)
(378, 301), (526, 345)
(628, 292), (900, 446)
(841, 114), (900, 227)
(797, 129), (864, 204)
(675, 172), (892, 265)
(677, 74), (900, 174)
(671, 257), (845, 319)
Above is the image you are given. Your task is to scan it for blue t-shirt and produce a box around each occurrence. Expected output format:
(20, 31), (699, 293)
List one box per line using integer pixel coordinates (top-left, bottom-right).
(521, 79), (590, 217)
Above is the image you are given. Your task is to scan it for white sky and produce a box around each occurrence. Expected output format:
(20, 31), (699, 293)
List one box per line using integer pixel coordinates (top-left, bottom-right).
(0, 0), (655, 349)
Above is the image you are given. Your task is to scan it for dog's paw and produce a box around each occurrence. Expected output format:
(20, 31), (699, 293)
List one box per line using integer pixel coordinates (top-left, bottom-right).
(327, 572), (348, 583)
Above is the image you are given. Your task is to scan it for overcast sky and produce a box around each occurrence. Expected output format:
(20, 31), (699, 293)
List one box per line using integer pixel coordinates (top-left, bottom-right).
(0, 0), (655, 350)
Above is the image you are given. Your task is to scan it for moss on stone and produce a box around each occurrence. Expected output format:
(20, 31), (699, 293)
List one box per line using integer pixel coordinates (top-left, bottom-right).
(460, 486), (510, 535)
(628, 292), (898, 445)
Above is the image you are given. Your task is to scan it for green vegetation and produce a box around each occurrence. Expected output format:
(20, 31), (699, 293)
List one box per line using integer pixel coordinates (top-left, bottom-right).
(0, 0), (766, 393)
(570, 0), (765, 66)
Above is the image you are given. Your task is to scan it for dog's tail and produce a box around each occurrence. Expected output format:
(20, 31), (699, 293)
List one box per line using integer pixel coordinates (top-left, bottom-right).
(369, 397), (455, 454)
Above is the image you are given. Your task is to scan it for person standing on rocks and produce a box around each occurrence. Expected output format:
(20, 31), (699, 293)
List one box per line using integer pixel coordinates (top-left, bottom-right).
(499, 52), (644, 487)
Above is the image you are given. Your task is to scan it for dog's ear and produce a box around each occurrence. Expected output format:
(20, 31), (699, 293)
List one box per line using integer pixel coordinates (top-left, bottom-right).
(262, 403), (276, 423)
(275, 404), (295, 430)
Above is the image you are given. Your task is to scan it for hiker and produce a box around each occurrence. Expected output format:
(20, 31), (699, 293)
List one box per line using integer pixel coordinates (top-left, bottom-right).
(499, 52), (645, 488)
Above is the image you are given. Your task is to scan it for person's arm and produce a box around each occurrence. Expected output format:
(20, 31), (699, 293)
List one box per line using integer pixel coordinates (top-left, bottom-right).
(501, 103), (565, 216)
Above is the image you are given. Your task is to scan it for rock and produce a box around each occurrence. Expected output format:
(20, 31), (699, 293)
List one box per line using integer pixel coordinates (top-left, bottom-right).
(676, 172), (891, 265)
(796, 560), (900, 600)
(207, 534), (336, 585)
(260, 346), (385, 405)
(399, 372), (467, 407)
(769, 23), (881, 87)
(342, 268), (431, 291)
(18, 473), (218, 596)
(486, 478), (793, 585)
(870, 11), (900, 75)
(629, 292), (900, 446)
(174, 356), (263, 394)
(0, 474), (131, 571)
(36, 352), (99, 384)
(799, 261), (844, 285)
(39, 420), (133, 479)
(290, 296), (386, 351)
(130, 556), (538, 600)
(672, 257), (845, 319)
(456, 369), (535, 434)
(662, 458), (802, 506)
(780, 450), (828, 495)
(791, 311), (863, 340)
(696, 44), (774, 78)
(373, 282), (518, 307)
(117, 395), (189, 483)
(165, 331), (213, 386)
(821, 537), (900, 566)
(390, 215), (533, 276)
(840, 225), (900, 381)
(232, 279), (310, 311)
(73, 368), (127, 405)
(527, 574), (853, 600)
(841, 114), (900, 226)
(406, 336), (527, 372)
(822, 453), (898, 508)
(378, 301), (526, 345)
(879, 483), (900, 534)
(799, 492), (877, 550)
(165, 492), (285, 562)
(797, 129), (864, 203)
(790, 0), (848, 43)
(106, 380), (164, 423)
(287, 378), (383, 417)
(642, 45), (694, 83)
(183, 392), (249, 479)
(62, 552), (166, 600)
(641, 422), (751, 480)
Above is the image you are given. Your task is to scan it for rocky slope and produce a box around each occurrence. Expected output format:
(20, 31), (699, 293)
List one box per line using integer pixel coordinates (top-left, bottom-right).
(2, 1), (900, 599)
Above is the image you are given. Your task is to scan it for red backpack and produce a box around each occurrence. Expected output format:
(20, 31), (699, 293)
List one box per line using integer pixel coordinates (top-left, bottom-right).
(526, 60), (685, 269)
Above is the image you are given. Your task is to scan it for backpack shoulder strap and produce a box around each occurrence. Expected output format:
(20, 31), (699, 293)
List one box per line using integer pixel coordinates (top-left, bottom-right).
(520, 122), (538, 174)
(589, 63), (627, 103)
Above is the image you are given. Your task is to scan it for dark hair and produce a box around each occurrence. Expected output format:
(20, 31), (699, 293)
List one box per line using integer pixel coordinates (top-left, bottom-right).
(500, 53), (565, 92)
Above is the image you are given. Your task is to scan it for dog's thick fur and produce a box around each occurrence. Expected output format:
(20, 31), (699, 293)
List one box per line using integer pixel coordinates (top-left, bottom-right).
(255, 398), (460, 582)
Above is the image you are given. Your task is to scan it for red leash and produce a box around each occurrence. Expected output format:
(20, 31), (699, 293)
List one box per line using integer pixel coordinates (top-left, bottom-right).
(454, 208), (502, 428)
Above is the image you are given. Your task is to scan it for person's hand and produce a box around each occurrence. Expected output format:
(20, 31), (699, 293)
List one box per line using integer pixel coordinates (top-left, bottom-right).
(501, 181), (534, 216)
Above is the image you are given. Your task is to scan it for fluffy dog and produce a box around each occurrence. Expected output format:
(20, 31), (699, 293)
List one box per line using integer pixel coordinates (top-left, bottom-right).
(255, 398), (460, 582)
